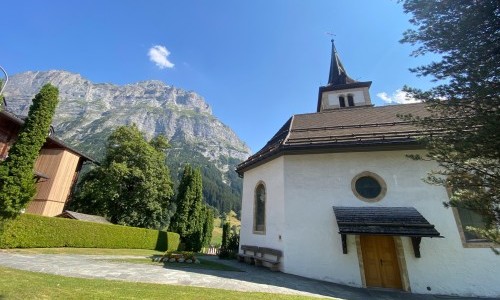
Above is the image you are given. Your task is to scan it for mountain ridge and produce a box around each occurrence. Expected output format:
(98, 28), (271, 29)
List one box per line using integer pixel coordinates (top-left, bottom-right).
(3, 70), (250, 214)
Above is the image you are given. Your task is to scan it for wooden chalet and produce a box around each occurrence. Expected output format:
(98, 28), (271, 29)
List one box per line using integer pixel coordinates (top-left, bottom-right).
(0, 110), (95, 216)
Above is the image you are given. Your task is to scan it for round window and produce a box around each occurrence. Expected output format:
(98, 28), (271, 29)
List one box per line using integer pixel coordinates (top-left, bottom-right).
(351, 172), (387, 202)
(355, 176), (381, 199)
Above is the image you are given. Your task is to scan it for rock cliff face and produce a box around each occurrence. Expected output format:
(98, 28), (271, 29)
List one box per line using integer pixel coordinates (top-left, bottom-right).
(3, 70), (251, 213)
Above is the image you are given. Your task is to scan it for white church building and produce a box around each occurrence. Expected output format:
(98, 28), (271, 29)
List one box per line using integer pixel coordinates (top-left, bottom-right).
(236, 41), (499, 298)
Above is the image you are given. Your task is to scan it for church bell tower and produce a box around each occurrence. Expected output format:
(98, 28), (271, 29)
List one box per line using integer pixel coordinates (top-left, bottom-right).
(317, 40), (373, 112)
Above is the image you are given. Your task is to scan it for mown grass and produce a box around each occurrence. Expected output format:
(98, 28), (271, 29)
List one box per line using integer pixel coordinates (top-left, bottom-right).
(211, 211), (241, 246)
(0, 266), (320, 300)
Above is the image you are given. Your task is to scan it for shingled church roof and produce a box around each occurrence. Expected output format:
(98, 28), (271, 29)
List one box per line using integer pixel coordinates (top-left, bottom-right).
(236, 102), (440, 175)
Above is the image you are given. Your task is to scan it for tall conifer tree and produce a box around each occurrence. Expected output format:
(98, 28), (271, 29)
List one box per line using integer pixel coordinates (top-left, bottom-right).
(0, 84), (59, 220)
(170, 165), (208, 251)
(400, 0), (499, 244)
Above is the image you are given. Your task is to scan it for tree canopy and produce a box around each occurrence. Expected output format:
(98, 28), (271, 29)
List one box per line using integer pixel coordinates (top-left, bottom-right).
(0, 84), (59, 220)
(400, 0), (499, 244)
(70, 125), (174, 229)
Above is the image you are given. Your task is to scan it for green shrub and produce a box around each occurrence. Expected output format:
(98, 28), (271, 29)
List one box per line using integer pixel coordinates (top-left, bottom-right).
(0, 214), (180, 251)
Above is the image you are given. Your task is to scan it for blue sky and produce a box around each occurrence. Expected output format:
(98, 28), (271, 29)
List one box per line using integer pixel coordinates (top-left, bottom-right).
(1, 0), (437, 153)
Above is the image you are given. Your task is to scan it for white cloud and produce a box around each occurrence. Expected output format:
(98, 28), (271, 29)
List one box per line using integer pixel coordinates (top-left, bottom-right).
(376, 89), (421, 104)
(148, 45), (174, 69)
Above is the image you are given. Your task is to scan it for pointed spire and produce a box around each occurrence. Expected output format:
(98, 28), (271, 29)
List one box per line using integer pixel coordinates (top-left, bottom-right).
(327, 39), (355, 86)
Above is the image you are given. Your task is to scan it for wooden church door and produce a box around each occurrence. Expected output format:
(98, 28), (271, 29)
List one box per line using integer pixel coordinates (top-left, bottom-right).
(360, 235), (402, 289)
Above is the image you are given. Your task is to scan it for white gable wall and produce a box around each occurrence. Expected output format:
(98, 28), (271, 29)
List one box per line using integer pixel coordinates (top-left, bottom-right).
(239, 156), (286, 267)
(240, 150), (500, 297)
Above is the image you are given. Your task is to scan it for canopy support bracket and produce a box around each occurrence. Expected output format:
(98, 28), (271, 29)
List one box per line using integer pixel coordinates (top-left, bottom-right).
(341, 234), (347, 254)
(411, 237), (422, 258)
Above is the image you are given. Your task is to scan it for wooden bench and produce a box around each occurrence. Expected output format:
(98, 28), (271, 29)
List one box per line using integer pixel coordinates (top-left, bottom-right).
(238, 245), (259, 264)
(238, 245), (283, 271)
(254, 247), (282, 271)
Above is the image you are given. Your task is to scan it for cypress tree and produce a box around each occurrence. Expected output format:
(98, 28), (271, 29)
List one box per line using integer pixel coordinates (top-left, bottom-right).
(170, 165), (195, 236)
(201, 206), (214, 247)
(170, 165), (206, 251)
(0, 84), (59, 220)
(218, 221), (232, 258)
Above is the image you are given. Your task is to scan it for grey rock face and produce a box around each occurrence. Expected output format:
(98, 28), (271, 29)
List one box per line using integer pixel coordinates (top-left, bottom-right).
(3, 70), (251, 175)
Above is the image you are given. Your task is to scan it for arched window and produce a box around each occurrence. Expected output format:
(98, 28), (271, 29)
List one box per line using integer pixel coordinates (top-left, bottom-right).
(254, 182), (266, 233)
(339, 96), (346, 108)
(347, 95), (355, 107)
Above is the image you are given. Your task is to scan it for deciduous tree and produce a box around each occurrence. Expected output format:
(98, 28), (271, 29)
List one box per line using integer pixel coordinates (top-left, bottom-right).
(70, 125), (174, 229)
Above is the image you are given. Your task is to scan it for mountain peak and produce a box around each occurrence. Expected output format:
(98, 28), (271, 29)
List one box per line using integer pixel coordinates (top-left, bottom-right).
(4, 70), (250, 161)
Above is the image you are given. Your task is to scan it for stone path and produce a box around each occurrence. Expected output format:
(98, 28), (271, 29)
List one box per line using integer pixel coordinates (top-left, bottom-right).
(0, 251), (483, 299)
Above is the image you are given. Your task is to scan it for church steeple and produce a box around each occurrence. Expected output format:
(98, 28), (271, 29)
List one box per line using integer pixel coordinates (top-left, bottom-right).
(327, 39), (356, 86)
(317, 41), (373, 112)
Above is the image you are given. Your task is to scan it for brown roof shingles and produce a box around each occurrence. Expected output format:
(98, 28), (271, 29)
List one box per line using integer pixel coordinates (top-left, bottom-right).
(236, 103), (436, 175)
(0, 110), (97, 163)
(56, 210), (111, 224)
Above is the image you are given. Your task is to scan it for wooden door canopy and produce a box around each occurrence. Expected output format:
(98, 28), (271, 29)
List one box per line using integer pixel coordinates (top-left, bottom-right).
(333, 206), (443, 257)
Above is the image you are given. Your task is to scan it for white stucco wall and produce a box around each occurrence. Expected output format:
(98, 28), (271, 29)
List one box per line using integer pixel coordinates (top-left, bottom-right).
(239, 156), (286, 269)
(239, 150), (500, 297)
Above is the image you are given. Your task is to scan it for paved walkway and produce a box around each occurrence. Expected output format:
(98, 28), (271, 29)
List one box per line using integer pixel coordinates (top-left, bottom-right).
(0, 251), (485, 299)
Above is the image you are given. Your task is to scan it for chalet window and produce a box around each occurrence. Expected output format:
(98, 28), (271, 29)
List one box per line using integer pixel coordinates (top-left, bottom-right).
(254, 182), (266, 233)
(456, 207), (488, 243)
(347, 95), (355, 107)
(339, 96), (346, 108)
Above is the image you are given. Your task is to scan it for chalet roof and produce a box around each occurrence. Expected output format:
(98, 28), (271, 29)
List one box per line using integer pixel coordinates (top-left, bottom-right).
(332, 206), (442, 237)
(236, 102), (439, 175)
(0, 110), (96, 163)
(34, 171), (50, 179)
(56, 210), (111, 224)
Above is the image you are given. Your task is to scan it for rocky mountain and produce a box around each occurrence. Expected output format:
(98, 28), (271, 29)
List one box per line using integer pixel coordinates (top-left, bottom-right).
(3, 70), (251, 214)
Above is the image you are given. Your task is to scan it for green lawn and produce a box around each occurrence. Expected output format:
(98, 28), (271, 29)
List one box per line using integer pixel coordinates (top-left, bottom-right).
(0, 266), (320, 300)
(211, 211), (241, 246)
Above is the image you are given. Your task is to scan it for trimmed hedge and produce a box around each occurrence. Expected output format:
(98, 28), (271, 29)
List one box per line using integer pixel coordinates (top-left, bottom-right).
(0, 214), (180, 251)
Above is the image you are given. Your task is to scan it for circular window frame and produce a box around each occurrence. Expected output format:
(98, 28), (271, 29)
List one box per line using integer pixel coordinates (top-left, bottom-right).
(351, 171), (387, 202)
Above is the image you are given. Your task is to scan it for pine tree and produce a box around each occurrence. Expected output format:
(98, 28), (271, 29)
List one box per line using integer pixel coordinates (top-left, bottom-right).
(400, 0), (500, 244)
(70, 125), (174, 229)
(0, 84), (59, 220)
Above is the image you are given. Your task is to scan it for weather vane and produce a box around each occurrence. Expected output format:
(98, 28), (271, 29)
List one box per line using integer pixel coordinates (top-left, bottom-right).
(326, 32), (336, 42)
